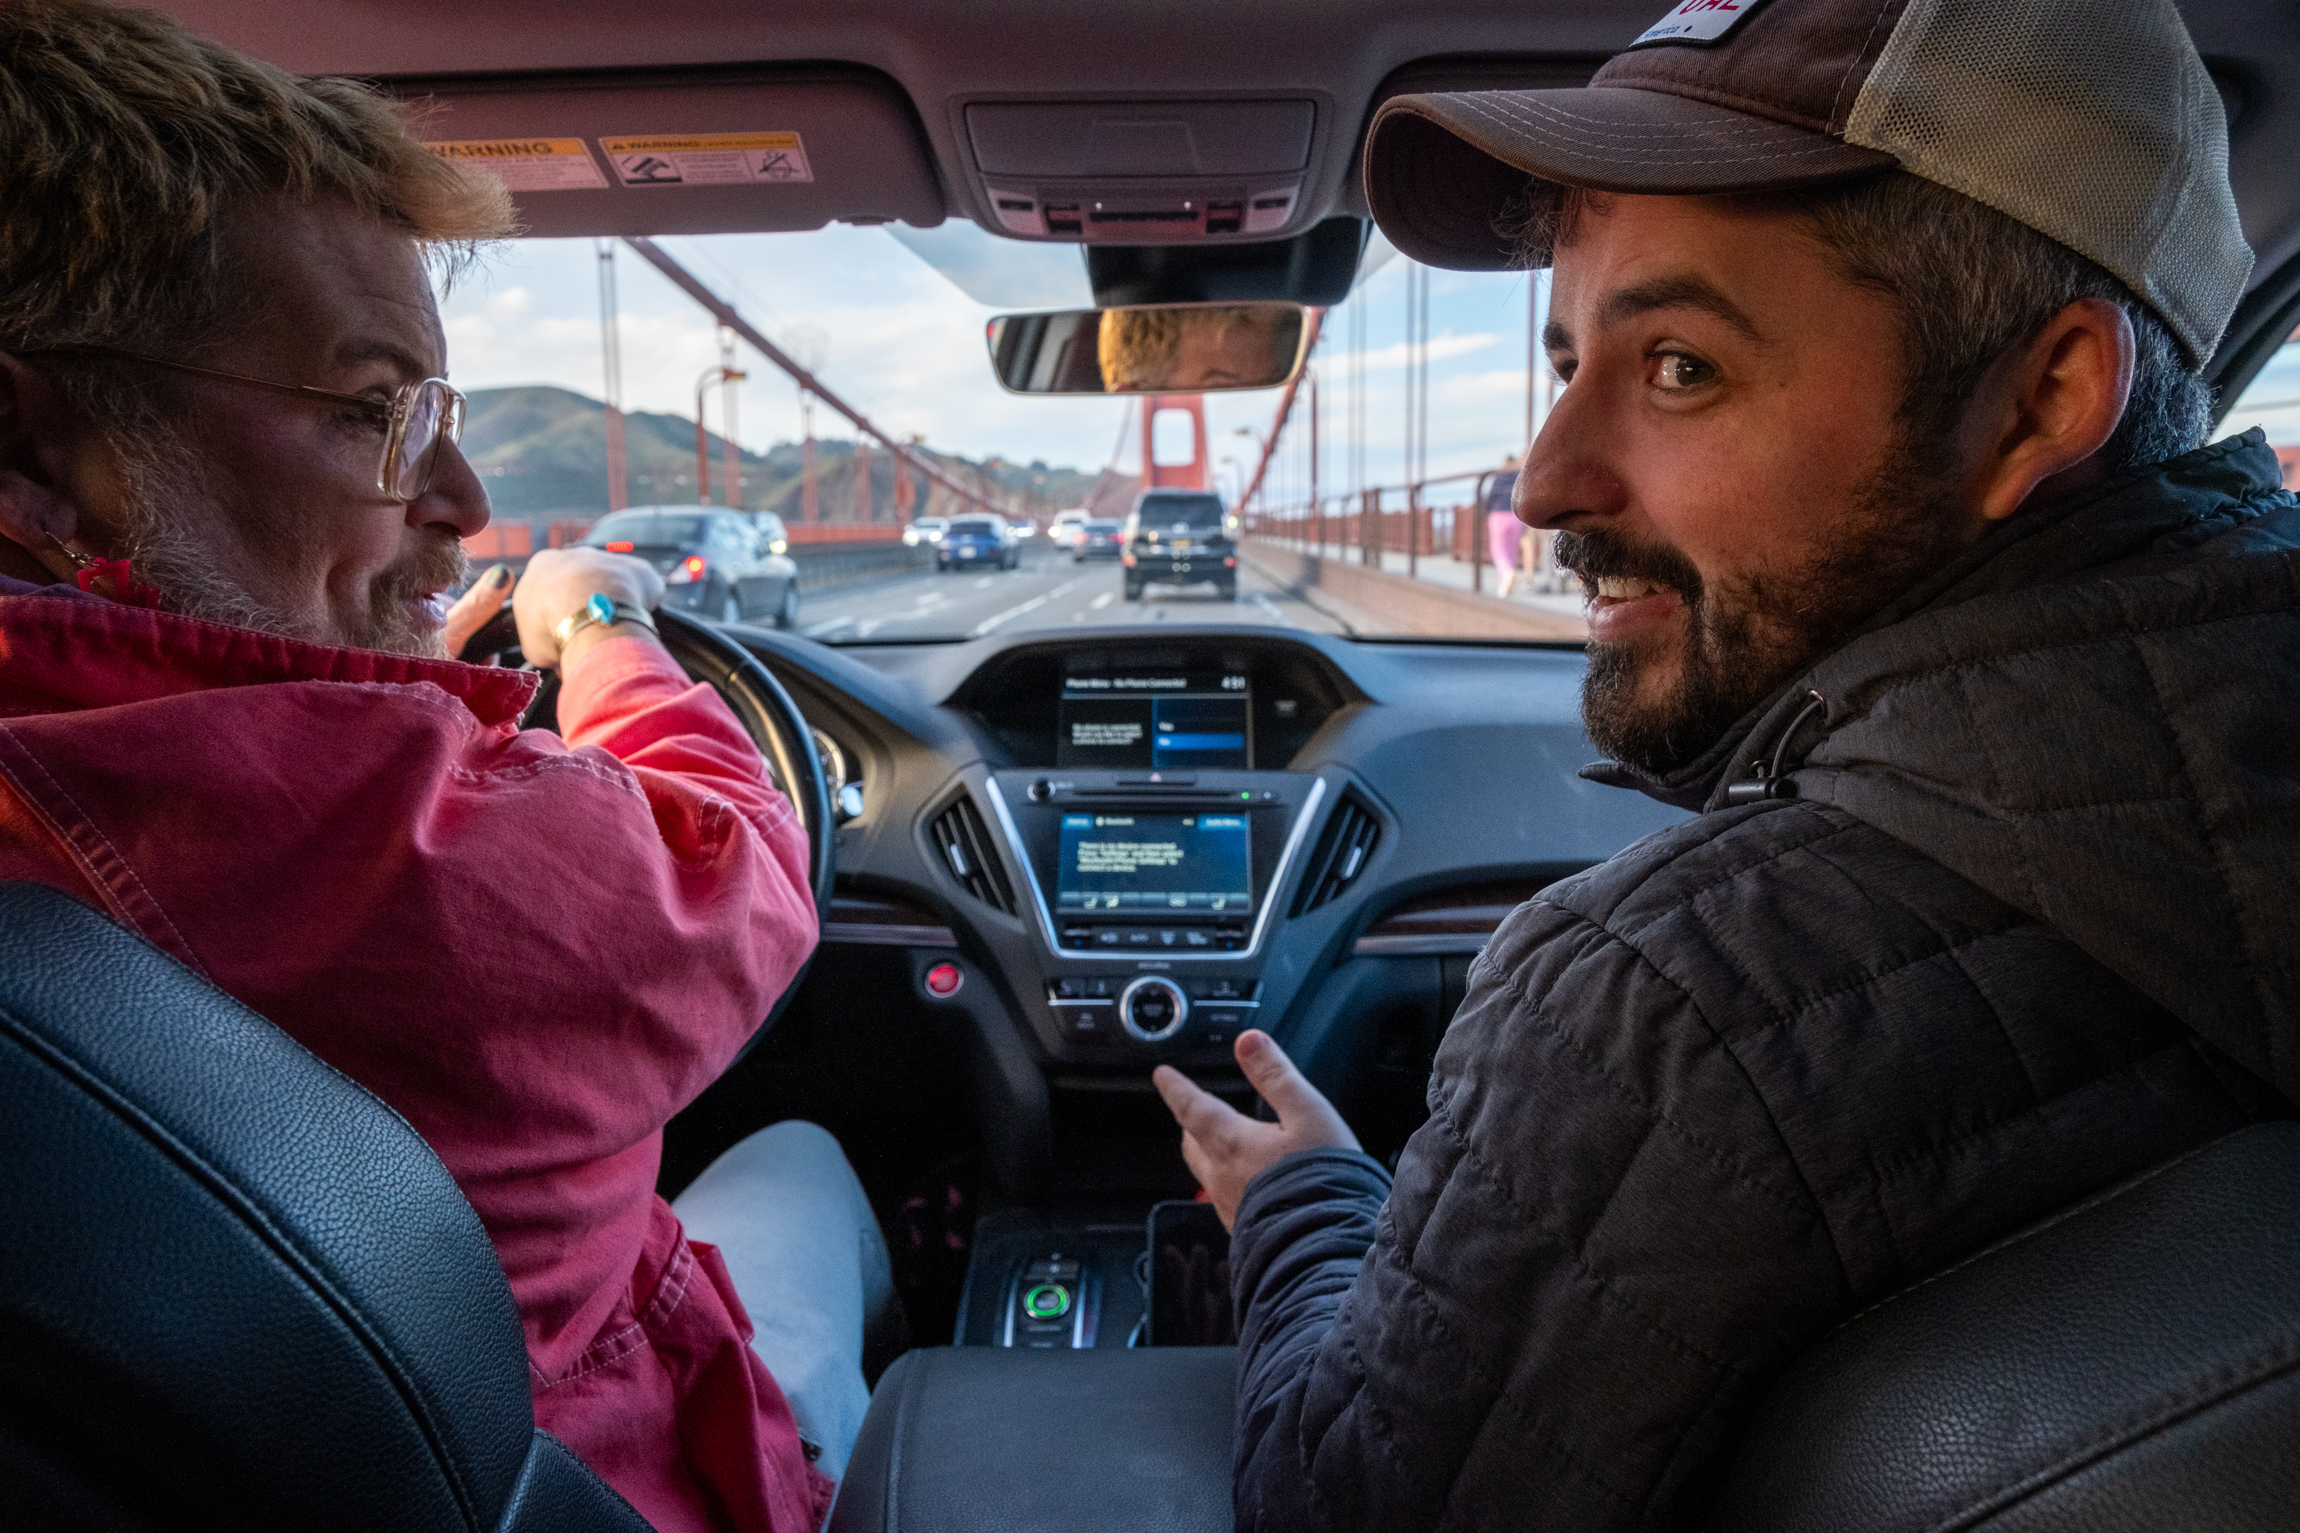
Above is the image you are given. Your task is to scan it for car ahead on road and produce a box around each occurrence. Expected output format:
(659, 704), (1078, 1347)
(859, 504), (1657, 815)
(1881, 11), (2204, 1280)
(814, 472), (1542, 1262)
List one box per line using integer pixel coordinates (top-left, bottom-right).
(938, 516), (1018, 571)
(580, 505), (801, 628)
(1049, 508), (1090, 549)
(901, 516), (947, 548)
(24, 3), (2299, 1530)
(1122, 488), (1237, 601)
(1072, 517), (1124, 562)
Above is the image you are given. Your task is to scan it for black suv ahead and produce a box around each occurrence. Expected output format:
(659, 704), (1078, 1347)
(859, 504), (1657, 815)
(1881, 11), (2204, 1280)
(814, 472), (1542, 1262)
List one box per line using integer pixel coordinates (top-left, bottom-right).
(1121, 489), (1236, 602)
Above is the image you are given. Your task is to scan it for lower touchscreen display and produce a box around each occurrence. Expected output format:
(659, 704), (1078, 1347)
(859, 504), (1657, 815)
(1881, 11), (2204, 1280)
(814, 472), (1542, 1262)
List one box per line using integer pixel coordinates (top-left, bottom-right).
(1056, 813), (1252, 914)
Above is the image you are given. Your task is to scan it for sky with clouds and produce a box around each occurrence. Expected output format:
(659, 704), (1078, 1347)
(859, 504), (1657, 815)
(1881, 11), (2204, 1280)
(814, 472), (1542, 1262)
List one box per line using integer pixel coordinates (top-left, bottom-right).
(432, 222), (1556, 509)
(433, 223), (2297, 511)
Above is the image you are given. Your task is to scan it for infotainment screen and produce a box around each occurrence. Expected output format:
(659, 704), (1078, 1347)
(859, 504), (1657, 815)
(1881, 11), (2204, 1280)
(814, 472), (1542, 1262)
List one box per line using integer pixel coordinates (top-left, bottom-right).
(1056, 813), (1252, 914)
(1058, 669), (1250, 770)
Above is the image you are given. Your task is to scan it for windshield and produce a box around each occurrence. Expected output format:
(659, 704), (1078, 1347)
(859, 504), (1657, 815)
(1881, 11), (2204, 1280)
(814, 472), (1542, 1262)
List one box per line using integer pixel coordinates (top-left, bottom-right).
(444, 226), (1587, 642)
(583, 512), (705, 547)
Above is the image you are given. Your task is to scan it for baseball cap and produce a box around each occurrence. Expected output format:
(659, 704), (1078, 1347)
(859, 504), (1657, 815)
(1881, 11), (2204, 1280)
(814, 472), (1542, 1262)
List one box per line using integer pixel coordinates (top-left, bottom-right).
(1363, 0), (2252, 364)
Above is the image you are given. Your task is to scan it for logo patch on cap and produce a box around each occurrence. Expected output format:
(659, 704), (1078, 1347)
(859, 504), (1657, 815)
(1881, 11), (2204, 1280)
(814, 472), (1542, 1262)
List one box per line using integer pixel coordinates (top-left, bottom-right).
(1631, 0), (1773, 48)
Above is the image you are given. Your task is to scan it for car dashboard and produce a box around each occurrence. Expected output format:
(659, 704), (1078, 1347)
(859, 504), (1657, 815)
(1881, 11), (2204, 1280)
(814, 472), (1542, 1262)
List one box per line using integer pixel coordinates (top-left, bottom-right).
(662, 624), (1686, 1348)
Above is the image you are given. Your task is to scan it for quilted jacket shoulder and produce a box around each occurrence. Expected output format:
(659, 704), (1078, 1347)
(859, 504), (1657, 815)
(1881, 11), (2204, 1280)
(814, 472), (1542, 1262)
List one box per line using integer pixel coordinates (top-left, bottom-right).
(1233, 797), (2251, 1532)
(1228, 436), (2295, 1533)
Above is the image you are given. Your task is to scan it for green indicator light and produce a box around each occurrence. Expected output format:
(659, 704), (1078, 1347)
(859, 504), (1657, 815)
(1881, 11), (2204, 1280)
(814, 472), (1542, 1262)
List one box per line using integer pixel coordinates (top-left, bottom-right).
(1023, 1283), (1071, 1320)
(1240, 791), (1251, 800)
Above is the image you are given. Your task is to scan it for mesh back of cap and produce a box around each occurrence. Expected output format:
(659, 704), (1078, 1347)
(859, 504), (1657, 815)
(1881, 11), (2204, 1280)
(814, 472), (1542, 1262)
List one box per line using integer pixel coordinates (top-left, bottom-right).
(1843, 0), (2250, 364)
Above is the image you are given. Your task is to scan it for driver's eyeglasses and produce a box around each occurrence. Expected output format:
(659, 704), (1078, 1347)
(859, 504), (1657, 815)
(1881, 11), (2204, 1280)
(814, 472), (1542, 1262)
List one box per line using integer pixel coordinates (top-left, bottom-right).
(25, 345), (465, 503)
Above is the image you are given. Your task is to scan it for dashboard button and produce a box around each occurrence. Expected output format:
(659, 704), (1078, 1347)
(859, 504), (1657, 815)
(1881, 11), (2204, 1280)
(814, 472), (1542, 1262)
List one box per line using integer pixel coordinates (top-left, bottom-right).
(1182, 930), (1213, 948)
(1197, 1005), (1249, 1030)
(1063, 1003), (1117, 1040)
(924, 963), (963, 998)
(1118, 977), (1189, 1043)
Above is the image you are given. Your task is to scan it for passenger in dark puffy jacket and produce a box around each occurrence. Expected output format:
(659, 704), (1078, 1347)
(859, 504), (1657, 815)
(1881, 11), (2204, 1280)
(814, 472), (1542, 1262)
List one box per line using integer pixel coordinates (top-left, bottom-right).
(1151, 2), (2300, 1530)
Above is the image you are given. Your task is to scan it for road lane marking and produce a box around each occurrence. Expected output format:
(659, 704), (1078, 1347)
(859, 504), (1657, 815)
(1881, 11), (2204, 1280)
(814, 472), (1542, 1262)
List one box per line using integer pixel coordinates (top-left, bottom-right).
(1089, 592), (1114, 610)
(971, 575), (1088, 637)
(801, 616), (856, 638)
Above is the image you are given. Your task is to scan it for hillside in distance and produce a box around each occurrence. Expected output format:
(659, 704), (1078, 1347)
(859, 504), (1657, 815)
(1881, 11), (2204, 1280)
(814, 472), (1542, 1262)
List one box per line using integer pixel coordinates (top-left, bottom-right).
(461, 385), (1119, 523)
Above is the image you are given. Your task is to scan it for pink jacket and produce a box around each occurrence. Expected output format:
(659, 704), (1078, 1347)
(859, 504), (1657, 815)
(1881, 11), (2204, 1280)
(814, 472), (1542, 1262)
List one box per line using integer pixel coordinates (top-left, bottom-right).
(0, 578), (829, 1533)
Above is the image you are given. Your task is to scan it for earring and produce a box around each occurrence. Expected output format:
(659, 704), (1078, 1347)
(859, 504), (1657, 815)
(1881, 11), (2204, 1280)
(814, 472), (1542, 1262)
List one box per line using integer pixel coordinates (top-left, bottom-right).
(44, 531), (160, 609)
(42, 530), (97, 570)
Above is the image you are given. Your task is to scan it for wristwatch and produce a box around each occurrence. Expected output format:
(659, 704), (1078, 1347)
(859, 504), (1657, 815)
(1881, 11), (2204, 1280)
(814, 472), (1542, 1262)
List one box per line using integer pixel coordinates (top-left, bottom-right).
(552, 592), (659, 654)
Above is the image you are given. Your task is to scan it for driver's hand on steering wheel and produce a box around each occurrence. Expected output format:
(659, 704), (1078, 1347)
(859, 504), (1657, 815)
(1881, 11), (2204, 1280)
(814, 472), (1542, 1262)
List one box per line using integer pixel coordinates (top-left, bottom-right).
(1153, 1030), (1360, 1232)
(512, 548), (668, 670)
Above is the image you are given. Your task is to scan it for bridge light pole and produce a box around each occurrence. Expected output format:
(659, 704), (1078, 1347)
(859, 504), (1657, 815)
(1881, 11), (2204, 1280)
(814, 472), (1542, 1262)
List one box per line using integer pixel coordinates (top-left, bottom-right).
(695, 364), (746, 506)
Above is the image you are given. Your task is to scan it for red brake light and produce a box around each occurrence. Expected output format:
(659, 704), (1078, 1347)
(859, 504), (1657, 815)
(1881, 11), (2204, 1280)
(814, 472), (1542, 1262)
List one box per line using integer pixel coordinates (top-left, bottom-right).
(605, 541), (634, 552)
(682, 556), (706, 576)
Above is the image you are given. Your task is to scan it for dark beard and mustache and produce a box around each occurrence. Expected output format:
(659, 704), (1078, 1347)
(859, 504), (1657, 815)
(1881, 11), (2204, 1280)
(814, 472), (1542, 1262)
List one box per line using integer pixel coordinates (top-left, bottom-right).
(111, 432), (467, 659)
(1558, 436), (1968, 776)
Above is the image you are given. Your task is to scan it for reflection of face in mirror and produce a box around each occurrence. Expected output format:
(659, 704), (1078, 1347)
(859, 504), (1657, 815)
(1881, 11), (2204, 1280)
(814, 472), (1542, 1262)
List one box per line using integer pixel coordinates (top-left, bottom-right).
(986, 301), (1306, 394)
(1098, 304), (1301, 392)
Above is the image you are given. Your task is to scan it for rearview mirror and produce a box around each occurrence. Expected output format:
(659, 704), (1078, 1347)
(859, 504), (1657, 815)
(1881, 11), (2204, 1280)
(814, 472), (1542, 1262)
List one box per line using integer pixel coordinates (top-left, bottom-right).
(986, 301), (1308, 395)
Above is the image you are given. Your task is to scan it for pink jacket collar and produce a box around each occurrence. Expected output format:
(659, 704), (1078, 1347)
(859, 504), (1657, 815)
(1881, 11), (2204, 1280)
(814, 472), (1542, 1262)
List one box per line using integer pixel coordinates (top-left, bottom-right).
(0, 576), (538, 723)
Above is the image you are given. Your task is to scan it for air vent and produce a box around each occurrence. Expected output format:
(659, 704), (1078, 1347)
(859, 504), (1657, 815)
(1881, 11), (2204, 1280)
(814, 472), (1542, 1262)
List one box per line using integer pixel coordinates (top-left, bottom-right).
(930, 795), (1018, 916)
(1290, 795), (1380, 917)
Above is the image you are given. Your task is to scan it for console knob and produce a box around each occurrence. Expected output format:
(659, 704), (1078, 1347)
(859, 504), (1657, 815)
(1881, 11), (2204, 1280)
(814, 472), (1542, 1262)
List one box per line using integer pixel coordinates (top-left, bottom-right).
(1118, 976), (1189, 1043)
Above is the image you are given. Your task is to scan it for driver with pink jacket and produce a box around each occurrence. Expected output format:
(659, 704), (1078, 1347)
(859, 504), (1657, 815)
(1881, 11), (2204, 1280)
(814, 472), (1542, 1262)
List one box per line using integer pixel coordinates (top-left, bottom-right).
(0, 5), (887, 1529)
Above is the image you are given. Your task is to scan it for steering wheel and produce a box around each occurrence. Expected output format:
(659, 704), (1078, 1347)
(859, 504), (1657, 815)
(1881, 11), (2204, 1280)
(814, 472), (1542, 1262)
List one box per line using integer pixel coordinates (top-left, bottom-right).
(460, 606), (835, 1048)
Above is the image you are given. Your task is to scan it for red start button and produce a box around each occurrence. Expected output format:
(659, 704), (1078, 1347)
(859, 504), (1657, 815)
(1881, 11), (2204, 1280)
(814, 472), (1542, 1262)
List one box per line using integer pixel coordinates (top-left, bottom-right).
(924, 963), (964, 998)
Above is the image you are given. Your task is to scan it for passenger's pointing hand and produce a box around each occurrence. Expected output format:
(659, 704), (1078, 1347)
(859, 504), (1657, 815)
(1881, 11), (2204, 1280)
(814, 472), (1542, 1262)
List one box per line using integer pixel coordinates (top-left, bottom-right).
(1152, 1030), (1359, 1232)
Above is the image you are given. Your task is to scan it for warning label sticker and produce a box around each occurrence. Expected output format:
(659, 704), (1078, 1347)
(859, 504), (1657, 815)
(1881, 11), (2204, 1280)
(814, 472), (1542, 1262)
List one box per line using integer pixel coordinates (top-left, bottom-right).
(425, 138), (608, 192)
(599, 132), (813, 187)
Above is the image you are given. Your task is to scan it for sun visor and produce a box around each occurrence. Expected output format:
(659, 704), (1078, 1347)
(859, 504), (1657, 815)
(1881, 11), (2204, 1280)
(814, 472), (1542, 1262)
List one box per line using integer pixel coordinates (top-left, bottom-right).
(390, 66), (945, 237)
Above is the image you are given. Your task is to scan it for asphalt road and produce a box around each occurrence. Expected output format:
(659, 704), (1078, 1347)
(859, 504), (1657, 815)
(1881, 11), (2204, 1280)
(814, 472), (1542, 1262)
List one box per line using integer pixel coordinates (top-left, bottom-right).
(795, 546), (1353, 643)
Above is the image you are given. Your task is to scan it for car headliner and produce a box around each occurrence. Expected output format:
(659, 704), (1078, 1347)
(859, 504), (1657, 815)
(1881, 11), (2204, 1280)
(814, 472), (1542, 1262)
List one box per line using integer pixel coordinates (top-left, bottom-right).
(141, 0), (2300, 402)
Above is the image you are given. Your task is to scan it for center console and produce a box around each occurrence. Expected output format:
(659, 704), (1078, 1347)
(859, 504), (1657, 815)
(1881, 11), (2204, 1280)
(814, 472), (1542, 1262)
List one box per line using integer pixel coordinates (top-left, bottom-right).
(945, 642), (1353, 1070)
(983, 768), (1324, 1063)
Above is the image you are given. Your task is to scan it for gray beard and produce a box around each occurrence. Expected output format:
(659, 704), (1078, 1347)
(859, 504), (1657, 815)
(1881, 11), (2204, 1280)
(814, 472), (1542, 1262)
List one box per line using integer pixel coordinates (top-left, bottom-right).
(112, 434), (461, 660)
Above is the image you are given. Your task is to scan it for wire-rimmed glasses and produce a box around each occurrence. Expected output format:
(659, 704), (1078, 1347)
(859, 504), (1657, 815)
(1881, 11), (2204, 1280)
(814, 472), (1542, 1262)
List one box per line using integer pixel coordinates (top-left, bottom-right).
(22, 345), (465, 503)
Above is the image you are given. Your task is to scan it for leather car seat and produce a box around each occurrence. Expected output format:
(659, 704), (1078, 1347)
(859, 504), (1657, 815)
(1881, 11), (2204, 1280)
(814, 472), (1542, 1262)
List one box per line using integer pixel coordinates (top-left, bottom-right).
(1702, 1118), (2300, 1531)
(823, 1129), (2300, 1533)
(0, 881), (656, 1531)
